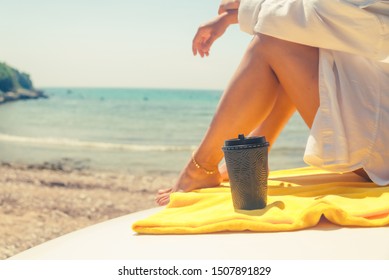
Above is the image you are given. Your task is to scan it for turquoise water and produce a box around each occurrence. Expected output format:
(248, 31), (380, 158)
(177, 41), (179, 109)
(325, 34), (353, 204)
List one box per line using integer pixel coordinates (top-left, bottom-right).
(0, 88), (309, 174)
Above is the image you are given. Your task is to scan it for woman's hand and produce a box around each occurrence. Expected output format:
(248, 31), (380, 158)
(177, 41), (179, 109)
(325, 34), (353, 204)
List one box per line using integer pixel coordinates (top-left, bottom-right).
(218, 0), (240, 15)
(192, 11), (238, 57)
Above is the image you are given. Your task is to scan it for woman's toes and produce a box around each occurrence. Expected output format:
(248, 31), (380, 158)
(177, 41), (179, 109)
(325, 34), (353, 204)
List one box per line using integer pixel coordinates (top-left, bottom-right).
(156, 193), (170, 206)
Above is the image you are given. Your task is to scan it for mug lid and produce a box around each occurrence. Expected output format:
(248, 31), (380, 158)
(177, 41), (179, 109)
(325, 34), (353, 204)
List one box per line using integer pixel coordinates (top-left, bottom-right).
(224, 134), (269, 147)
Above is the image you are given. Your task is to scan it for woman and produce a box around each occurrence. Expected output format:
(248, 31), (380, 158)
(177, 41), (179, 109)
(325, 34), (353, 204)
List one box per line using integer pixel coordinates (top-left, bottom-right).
(157, 0), (389, 205)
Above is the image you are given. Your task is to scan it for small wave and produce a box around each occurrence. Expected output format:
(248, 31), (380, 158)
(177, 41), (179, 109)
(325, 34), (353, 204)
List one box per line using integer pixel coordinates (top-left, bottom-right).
(0, 133), (195, 152)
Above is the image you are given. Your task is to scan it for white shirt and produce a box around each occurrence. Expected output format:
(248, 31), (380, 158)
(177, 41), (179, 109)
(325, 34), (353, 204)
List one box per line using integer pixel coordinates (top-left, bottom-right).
(238, 0), (389, 185)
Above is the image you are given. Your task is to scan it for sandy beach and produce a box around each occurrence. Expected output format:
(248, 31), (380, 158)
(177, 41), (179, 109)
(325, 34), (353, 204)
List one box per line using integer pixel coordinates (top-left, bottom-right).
(0, 162), (177, 259)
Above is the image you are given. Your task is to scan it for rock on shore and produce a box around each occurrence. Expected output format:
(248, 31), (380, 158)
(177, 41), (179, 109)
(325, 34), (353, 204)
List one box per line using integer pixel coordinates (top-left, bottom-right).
(0, 62), (47, 104)
(0, 88), (47, 104)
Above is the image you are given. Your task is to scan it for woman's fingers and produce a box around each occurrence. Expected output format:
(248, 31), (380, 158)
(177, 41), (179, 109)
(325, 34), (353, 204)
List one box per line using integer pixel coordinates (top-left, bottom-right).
(192, 28), (212, 57)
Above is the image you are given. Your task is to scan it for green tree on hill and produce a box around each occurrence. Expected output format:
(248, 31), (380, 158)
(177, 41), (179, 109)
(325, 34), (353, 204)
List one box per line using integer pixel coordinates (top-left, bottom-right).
(0, 62), (34, 92)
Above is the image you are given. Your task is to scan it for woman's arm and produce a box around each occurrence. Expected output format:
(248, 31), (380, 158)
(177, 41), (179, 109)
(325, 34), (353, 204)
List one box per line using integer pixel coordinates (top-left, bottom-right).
(218, 0), (240, 15)
(192, 10), (238, 57)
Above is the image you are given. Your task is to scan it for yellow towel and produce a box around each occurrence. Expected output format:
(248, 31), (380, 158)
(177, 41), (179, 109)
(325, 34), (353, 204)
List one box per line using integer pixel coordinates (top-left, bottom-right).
(132, 167), (389, 234)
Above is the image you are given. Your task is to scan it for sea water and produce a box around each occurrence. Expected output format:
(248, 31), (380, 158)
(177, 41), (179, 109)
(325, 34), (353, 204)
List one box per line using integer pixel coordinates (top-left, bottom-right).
(0, 88), (309, 174)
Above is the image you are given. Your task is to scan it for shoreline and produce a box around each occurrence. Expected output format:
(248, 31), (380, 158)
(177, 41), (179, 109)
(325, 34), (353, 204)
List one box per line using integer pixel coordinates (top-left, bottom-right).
(0, 88), (47, 105)
(0, 162), (178, 259)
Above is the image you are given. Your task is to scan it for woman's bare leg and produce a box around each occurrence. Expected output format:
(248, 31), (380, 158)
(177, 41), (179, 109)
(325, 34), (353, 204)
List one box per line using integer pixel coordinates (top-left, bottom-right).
(156, 34), (319, 205)
(252, 89), (296, 147)
(219, 87), (296, 180)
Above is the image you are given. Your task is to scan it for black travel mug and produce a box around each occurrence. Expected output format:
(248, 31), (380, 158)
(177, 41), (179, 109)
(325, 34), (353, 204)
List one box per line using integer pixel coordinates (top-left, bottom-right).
(222, 134), (269, 210)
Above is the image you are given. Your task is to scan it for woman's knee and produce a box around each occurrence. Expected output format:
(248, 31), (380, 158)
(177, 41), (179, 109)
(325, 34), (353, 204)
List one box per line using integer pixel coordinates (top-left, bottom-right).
(249, 33), (314, 60)
(248, 34), (319, 128)
(247, 34), (280, 57)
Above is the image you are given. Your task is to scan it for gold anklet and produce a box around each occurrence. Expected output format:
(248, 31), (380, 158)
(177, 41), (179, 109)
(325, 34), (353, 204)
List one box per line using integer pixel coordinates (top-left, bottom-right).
(191, 151), (217, 175)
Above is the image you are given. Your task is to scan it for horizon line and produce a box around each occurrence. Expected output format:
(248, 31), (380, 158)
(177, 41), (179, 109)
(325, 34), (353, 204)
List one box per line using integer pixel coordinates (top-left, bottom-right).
(37, 85), (224, 92)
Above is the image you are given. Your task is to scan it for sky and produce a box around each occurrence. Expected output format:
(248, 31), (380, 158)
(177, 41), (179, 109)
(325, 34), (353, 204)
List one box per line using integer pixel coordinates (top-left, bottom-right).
(1, 0), (252, 90)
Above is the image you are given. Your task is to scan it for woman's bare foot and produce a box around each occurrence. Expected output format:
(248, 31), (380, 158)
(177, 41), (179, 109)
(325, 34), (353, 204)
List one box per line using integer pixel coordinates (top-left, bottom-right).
(156, 159), (222, 206)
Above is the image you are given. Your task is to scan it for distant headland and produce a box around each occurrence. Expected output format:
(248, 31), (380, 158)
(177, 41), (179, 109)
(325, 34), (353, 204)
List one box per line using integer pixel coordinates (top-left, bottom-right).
(0, 62), (47, 104)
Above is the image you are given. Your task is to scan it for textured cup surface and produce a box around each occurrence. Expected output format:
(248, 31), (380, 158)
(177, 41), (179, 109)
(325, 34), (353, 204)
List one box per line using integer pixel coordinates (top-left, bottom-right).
(223, 145), (268, 210)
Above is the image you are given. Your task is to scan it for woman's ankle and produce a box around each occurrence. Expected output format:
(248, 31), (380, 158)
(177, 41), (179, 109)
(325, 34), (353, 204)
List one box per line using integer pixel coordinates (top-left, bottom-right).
(191, 151), (219, 175)
(192, 149), (222, 173)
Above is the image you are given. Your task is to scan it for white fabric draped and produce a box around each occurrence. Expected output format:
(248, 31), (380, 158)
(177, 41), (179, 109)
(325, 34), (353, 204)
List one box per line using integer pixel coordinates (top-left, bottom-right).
(238, 0), (389, 185)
